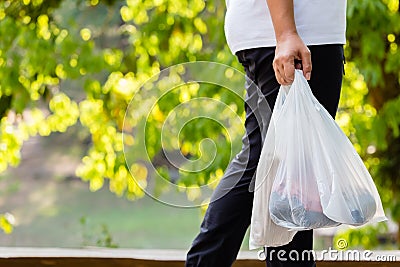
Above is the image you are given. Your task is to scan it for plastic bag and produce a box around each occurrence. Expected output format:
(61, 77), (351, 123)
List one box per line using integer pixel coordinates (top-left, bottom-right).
(249, 79), (297, 249)
(249, 70), (387, 249)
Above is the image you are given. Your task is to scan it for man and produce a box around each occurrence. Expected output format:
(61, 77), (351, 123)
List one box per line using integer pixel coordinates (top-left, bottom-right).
(186, 0), (346, 266)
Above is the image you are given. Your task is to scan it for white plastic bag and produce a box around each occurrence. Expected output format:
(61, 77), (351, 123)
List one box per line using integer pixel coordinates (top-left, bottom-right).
(249, 70), (387, 249)
(249, 78), (297, 249)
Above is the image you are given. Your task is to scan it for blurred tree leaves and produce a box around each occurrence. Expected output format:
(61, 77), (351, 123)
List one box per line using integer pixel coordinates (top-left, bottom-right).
(332, 0), (400, 248)
(0, 213), (13, 234)
(0, 0), (241, 228)
(0, 0), (400, 249)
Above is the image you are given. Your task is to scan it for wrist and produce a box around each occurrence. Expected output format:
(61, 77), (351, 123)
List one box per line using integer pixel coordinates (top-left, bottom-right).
(275, 30), (299, 43)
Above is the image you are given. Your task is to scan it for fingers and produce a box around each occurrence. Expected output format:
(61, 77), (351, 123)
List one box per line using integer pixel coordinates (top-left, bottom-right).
(300, 48), (312, 80)
(273, 50), (312, 85)
(273, 56), (295, 85)
(273, 63), (286, 85)
(283, 59), (295, 83)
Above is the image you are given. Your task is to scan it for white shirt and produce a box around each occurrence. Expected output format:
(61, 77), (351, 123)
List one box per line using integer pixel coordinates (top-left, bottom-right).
(224, 0), (347, 54)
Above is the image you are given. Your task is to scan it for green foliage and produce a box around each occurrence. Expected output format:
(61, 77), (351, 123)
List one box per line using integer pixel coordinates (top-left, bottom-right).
(80, 216), (119, 248)
(0, 0), (243, 207)
(334, 223), (391, 250)
(334, 0), (400, 248)
(1, 0), (400, 250)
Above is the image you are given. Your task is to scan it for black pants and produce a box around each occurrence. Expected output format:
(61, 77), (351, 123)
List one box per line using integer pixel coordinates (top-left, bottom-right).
(185, 45), (344, 267)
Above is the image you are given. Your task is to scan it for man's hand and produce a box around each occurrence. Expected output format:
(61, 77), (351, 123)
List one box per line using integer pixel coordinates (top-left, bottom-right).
(266, 0), (312, 85)
(273, 33), (311, 85)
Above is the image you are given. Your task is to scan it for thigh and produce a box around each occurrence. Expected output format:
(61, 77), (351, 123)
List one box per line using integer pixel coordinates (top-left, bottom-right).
(209, 47), (277, 203)
(308, 44), (344, 117)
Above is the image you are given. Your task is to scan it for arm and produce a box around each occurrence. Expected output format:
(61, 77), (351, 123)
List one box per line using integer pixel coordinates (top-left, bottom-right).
(267, 0), (311, 85)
